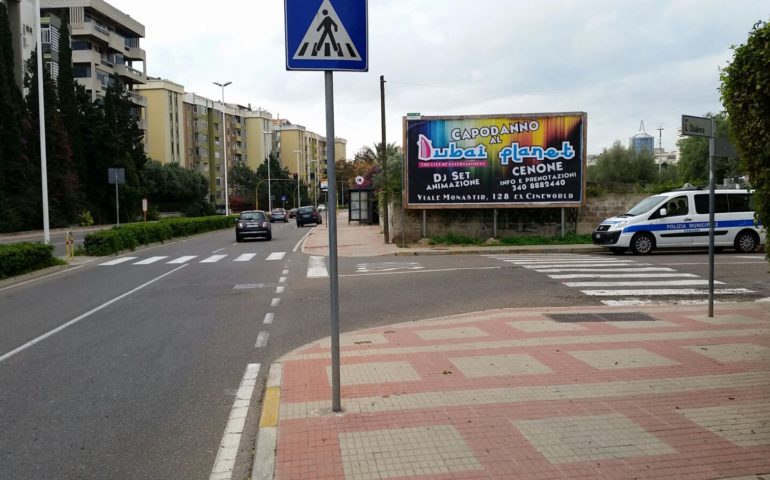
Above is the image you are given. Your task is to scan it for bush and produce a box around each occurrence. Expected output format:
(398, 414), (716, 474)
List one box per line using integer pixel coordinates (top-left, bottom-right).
(83, 215), (236, 256)
(0, 243), (64, 279)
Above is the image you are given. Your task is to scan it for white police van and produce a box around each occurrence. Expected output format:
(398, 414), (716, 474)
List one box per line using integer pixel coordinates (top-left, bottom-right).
(592, 187), (765, 255)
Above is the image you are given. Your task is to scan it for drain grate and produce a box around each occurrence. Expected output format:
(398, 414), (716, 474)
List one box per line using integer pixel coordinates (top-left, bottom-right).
(599, 312), (655, 322)
(547, 312), (656, 323)
(548, 313), (604, 323)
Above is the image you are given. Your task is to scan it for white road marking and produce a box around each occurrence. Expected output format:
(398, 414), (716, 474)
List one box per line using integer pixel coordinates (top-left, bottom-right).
(201, 254), (227, 263)
(293, 230), (312, 253)
(565, 279), (721, 287)
(535, 267), (673, 273)
(506, 259), (635, 264)
(212, 248), (225, 254)
(582, 288), (754, 296)
(342, 266), (502, 277)
(279, 277), (287, 283)
(550, 273), (699, 279)
(522, 263), (643, 269)
(0, 265), (188, 364)
(307, 256), (328, 278)
(356, 262), (423, 273)
(282, 269), (289, 275)
(271, 298), (281, 307)
(255, 332), (269, 348)
(132, 256), (168, 265)
(275, 286), (285, 294)
(167, 255), (197, 264)
(600, 299), (729, 306)
(233, 284), (264, 290)
(234, 253), (256, 262)
(99, 257), (137, 266)
(266, 252), (286, 261)
(263, 313), (274, 324)
(209, 363), (260, 480)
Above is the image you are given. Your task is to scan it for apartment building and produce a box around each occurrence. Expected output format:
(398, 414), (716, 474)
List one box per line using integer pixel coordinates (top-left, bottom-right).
(136, 78), (185, 165)
(274, 121), (347, 183)
(182, 93), (273, 205)
(40, 0), (146, 109)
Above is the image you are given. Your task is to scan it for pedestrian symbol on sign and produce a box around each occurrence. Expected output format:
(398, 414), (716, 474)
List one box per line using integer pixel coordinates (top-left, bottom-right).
(293, 0), (361, 61)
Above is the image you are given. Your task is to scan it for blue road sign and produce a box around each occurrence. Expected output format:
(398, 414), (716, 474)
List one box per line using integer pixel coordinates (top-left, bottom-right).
(285, 0), (368, 71)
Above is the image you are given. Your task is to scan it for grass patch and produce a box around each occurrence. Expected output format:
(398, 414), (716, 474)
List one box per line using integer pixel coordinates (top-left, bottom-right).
(429, 233), (593, 246)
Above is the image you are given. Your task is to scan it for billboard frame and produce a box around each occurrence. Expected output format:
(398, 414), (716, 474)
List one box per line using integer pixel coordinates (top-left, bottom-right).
(402, 112), (587, 210)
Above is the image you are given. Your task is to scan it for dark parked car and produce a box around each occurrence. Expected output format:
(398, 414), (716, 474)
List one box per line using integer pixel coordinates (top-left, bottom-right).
(295, 206), (322, 227)
(288, 208), (298, 218)
(236, 210), (272, 241)
(270, 208), (288, 223)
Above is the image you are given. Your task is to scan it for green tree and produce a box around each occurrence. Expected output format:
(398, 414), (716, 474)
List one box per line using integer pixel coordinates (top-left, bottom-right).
(676, 112), (737, 185)
(0, 3), (33, 232)
(588, 141), (657, 186)
(56, 16), (85, 205)
(141, 160), (208, 211)
(720, 19), (770, 256)
(24, 49), (79, 228)
(101, 75), (149, 222)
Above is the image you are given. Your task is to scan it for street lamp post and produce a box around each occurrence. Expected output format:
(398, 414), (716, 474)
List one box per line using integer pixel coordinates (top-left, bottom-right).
(213, 81), (232, 215)
(263, 129), (272, 211)
(294, 149), (301, 208)
(35, 0), (50, 243)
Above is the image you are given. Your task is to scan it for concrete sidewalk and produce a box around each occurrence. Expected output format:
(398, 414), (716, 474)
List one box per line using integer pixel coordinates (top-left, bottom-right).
(257, 213), (770, 479)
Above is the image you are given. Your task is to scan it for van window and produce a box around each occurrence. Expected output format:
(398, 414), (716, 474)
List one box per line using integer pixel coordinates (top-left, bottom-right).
(627, 195), (666, 216)
(728, 193), (752, 212)
(664, 196), (689, 216)
(695, 194), (729, 214)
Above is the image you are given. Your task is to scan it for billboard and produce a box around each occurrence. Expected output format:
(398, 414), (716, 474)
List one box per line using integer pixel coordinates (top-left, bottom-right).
(403, 112), (586, 209)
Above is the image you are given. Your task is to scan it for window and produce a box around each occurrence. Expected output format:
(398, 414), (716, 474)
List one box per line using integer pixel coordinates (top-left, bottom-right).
(728, 194), (752, 212)
(695, 194), (730, 214)
(664, 196), (689, 216)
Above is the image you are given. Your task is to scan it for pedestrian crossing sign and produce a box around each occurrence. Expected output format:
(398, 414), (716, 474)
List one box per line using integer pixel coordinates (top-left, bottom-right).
(285, 0), (368, 71)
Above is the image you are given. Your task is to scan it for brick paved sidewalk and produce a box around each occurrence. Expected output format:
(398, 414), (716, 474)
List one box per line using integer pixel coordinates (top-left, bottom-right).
(259, 303), (770, 480)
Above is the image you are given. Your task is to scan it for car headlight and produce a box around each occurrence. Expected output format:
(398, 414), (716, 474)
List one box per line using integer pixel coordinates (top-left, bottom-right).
(238, 222), (244, 228)
(608, 221), (629, 231)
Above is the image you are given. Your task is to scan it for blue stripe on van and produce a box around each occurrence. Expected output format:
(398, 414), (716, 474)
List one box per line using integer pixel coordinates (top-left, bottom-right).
(623, 219), (757, 234)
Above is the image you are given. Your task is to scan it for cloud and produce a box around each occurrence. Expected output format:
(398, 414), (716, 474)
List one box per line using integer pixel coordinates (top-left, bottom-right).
(109, 0), (768, 157)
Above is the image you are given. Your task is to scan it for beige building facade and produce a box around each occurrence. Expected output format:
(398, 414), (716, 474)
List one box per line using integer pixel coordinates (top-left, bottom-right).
(136, 79), (185, 165)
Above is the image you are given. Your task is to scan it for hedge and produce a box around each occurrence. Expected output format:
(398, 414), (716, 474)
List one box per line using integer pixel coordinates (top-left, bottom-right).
(84, 215), (235, 256)
(0, 242), (62, 279)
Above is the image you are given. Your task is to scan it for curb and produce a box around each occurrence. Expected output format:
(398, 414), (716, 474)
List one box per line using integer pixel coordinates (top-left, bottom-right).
(395, 245), (604, 256)
(253, 363), (282, 480)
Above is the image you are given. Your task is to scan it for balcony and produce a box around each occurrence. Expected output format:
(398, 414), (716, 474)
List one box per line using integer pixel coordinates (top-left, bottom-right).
(125, 90), (147, 108)
(124, 45), (146, 62)
(71, 23), (110, 43)
(113, 63), (146, 84)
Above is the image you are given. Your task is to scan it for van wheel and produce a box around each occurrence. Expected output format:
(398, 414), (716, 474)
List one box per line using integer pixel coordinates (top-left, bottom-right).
(609, 247), (627, 255)
(630, 233), (654, 255)
(734, 230), (758, 253)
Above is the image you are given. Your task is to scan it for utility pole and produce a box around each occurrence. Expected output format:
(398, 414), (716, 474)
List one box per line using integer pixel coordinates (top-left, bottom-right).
(380, 75), (389, 243)
(657, 124), (664, 173)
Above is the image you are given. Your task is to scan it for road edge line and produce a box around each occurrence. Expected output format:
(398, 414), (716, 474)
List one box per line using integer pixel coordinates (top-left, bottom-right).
(252, 362), (282, 480)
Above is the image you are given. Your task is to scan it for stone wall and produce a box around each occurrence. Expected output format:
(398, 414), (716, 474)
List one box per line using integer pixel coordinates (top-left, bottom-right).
(385, 192), (649, 245)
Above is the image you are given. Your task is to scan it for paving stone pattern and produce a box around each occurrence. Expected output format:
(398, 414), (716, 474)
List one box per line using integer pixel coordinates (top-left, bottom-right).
(273, 303), (770, 479)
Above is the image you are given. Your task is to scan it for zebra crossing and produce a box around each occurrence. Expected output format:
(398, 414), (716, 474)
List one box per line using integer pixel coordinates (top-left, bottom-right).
(98, 252), (286, 266)
(487, 254), (755, 306)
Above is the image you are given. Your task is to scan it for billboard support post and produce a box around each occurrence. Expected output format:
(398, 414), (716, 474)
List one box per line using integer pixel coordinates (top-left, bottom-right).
(561, 208), (565, 238)
(421, 210), (427, 238)
(493, 209), (498, 238)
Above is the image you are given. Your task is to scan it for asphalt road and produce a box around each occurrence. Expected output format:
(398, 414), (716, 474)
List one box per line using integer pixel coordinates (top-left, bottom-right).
(1, 228), (768, 479)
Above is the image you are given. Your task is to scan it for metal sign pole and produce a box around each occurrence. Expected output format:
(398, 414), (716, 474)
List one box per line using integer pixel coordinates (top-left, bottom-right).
(325, 71), (341, 412)
(708, 119), (716, 317)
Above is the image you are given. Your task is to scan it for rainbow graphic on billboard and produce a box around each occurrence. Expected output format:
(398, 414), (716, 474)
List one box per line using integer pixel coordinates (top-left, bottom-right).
(403, 113), (586, 208)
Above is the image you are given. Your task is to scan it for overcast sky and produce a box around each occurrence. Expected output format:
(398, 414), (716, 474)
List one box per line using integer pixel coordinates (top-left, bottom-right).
(109, 0), (767, 157)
